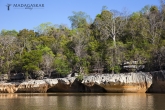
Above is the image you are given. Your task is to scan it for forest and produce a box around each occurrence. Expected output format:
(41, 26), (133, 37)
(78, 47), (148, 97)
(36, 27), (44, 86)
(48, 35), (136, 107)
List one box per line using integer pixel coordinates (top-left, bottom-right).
(1, 3), (165, 79)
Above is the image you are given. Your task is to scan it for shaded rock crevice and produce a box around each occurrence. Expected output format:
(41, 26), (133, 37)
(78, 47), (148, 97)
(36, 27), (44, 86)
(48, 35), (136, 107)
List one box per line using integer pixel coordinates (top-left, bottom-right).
(147, 71), (165, 93)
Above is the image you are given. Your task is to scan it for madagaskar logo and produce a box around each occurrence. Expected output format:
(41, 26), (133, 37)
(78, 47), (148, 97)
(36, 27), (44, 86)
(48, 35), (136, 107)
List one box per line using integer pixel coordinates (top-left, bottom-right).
(6, 3), (44, 10)
(6, 4), (12, 10)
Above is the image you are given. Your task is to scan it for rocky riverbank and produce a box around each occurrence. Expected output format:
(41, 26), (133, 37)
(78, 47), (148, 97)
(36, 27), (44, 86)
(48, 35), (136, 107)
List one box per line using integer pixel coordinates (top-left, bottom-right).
(0, 72), (154, 93)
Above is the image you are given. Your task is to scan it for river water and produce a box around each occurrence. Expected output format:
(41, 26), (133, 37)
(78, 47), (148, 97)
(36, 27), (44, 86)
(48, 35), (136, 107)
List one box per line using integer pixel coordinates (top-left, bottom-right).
(0, 93), (165, 110)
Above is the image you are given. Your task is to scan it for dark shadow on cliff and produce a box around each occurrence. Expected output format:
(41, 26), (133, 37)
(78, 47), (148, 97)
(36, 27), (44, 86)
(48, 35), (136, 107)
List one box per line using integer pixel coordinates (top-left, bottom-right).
(147, 71), (165, 93)
(47, 78), (106, 93)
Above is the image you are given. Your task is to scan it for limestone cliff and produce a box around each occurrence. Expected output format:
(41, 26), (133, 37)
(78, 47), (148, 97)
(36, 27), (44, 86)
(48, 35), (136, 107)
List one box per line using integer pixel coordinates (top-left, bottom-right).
(46, 77), (86, 92)
(0, 78), (78, 93)
(82, 72), (152, 93)
(0, 82), (18, 93)
(17, 80), (48, 93)
(0, 72), (153, 93)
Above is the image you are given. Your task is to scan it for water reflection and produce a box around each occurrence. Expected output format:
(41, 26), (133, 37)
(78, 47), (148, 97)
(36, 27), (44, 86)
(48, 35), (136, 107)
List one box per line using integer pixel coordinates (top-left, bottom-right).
(0, 93), (165, 110)
(0, 93), (18, 99)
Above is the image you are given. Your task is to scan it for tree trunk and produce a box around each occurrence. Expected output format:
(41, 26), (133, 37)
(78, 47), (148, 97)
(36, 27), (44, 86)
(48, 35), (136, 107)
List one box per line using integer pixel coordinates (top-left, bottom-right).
(113, 35), (116, 48)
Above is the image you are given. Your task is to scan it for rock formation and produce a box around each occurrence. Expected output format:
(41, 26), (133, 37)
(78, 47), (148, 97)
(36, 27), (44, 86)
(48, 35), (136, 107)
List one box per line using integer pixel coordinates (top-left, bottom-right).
(0, 82), (18, 93)
(82, 72), (152, 93)
(17, 80), (48, 93)
(0, 72), (153, 93)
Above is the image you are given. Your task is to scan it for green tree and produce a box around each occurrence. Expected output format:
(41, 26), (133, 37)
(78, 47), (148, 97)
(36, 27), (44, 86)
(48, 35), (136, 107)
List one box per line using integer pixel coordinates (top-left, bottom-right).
(0, 35), (18, 75)
(53, 53), (71, 75)
(92, 8), (127, 73)
(38, 45), (55, 76)
(68, 11), (92, 29)
(34, 22), (55, 36)
(93, 9), (127, 47)
(17, 29), (36, 54)
(21, 50), (42, 74)
(0, 29), (18, 36)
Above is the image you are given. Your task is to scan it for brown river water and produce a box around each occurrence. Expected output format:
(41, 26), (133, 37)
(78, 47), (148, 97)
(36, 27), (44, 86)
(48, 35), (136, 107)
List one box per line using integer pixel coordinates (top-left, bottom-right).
(0, 93), (165, 110)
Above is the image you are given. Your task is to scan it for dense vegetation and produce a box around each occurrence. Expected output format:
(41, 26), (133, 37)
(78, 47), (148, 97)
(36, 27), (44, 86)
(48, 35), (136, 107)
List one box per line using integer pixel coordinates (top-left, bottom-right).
(1, 3), (165, 79)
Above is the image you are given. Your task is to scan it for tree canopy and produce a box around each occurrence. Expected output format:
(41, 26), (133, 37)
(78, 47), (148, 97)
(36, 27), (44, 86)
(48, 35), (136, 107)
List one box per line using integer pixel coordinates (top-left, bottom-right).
(1, 3), (165, 79)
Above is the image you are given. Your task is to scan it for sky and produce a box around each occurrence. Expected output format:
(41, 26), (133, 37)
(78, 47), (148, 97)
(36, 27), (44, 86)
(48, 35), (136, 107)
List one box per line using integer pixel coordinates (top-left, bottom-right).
(0, 0), (160, 32)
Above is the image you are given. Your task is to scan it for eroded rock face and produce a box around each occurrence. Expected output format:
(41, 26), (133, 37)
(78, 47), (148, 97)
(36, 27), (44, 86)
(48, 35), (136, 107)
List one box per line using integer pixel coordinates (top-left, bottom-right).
(47, 77), (86, 92)
(32, 70), (45, 80)
(147, 71), (165, 93)
(0, 78), (80, 93)
(0, 72), (153, 93)
(44, 79), (58, 87)
(0, 82), (18, 93)
(17, 80), (48, 93)
(0, 79), (56, 93)
(82, 72), (152, 93)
